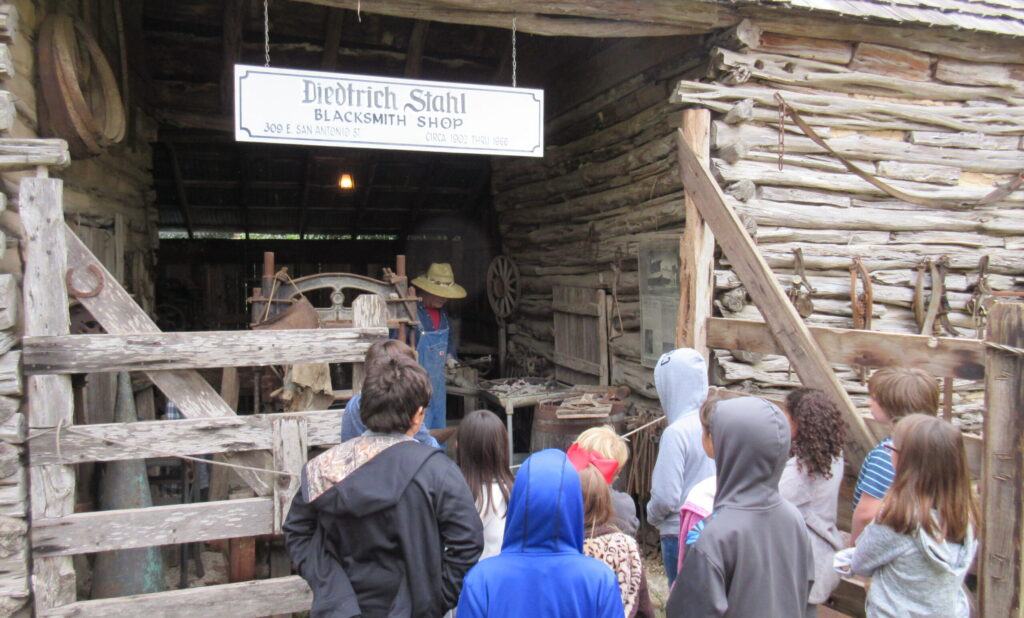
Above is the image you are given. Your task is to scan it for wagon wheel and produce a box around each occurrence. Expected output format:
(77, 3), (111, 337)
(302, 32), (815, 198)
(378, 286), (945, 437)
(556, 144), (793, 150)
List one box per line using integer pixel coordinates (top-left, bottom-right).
(487, 255), (520, 320)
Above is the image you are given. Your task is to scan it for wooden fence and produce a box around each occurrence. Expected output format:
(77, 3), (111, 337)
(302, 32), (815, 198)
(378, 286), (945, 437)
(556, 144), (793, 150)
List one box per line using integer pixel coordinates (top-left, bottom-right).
(18, 169), (388, 615)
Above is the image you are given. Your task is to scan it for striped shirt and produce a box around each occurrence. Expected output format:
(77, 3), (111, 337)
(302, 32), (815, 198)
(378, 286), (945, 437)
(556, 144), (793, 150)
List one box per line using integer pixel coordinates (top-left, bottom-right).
(852, 437), (895, 508)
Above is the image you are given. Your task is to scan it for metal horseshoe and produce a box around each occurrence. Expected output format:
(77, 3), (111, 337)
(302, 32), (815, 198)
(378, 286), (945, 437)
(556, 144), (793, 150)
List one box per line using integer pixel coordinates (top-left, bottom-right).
(66, 264), (105, 298)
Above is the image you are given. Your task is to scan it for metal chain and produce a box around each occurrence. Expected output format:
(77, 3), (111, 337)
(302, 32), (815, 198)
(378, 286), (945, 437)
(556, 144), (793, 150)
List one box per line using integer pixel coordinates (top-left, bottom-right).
(511, 16), (517, 88)
(263, 0), (271, 67)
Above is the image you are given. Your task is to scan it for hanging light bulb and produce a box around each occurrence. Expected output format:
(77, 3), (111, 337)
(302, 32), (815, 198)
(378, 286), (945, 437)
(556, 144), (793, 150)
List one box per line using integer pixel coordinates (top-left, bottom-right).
(338, 173), (354, 190)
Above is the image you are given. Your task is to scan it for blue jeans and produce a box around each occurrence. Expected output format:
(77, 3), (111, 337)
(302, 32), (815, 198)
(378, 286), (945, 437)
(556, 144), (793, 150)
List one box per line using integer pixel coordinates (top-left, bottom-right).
(661, 535), (679, 587)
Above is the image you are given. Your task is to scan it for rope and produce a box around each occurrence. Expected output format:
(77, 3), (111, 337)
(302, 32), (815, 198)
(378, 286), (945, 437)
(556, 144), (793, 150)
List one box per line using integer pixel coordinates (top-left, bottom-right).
(26, 423), (299, 478)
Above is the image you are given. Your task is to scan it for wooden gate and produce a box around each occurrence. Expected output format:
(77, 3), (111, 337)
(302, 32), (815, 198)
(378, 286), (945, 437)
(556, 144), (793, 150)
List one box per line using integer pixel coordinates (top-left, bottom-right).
(19, 171), (385, 615)
(552, 286), (609, 386)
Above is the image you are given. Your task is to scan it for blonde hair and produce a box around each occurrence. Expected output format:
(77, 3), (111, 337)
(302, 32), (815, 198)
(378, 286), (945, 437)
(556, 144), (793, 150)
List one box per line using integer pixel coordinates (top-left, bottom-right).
(878, 414), (978, 544)
(579, 464), (615, 531)
(575, 426), (628, 470)
(868, 367), (939, 420)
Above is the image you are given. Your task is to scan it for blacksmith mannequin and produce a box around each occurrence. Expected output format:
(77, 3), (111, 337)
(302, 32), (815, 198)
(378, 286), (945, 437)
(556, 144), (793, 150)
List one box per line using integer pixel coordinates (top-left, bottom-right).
(410, 263), (465, 432)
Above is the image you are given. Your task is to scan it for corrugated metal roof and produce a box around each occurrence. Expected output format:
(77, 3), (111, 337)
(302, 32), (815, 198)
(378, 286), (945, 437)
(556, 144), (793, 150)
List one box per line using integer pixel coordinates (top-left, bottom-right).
(738, 0), (1024, 37)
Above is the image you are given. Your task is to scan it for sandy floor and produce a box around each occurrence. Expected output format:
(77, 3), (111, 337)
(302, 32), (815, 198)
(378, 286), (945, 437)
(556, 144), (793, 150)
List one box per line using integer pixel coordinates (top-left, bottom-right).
(644, 552), (670, 617)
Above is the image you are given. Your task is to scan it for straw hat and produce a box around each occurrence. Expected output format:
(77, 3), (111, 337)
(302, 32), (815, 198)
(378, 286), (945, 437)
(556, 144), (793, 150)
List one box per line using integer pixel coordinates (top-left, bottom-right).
(411, 263), (467, 299)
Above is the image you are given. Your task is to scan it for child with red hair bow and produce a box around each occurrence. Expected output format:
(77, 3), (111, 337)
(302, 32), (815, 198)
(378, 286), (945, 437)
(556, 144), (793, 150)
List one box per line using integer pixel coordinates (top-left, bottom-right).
(570, 426), (639, 535)
(569, 440), (654, 618)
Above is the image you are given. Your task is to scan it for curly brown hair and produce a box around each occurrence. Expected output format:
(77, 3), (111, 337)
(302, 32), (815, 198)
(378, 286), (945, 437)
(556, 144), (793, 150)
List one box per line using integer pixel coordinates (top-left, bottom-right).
(784, 388), (846, 479)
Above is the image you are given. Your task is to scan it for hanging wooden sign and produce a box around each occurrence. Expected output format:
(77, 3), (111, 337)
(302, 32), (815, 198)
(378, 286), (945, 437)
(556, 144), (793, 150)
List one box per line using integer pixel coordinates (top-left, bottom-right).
(234, 65), (544, 157)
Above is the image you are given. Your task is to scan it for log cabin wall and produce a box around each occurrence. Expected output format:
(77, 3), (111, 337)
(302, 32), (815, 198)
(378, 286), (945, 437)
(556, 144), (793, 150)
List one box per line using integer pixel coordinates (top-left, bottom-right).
(492, 36), (709, 409)
(493, 22), (1024, 423)
(0, 1), (157, 612)
(679, 19), (1024, 428)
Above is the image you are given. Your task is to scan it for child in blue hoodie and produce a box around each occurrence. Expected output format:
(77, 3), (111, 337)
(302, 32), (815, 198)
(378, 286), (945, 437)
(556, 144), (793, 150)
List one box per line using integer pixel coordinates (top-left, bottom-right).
(647, 348), (715, 585)
(456, 449), (624, 618)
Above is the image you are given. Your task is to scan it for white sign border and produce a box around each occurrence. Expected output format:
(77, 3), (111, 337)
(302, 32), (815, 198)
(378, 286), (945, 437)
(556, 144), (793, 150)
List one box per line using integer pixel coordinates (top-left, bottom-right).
(234, 64), (545, 157)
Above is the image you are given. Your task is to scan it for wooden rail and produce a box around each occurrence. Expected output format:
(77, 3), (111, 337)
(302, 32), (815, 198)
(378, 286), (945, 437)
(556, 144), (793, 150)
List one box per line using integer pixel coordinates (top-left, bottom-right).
(707, 317), (986, 379)
(22, 327), (387, 374)
(29, 410), (341, 465)
(38, 576), (312, 617)
(33, 498), (273, 557)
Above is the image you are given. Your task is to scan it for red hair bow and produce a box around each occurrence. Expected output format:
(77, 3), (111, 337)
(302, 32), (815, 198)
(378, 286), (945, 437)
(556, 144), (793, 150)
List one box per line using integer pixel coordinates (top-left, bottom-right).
(566, 443), (619, 485)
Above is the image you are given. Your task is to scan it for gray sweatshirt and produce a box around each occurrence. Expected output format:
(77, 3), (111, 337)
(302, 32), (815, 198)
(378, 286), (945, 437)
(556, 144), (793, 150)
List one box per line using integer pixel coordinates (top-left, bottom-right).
(647, 348), (715, 536)
(852, 520), (977, 618)
(779, 455), (845, 605)
(667, 397), (815, 618)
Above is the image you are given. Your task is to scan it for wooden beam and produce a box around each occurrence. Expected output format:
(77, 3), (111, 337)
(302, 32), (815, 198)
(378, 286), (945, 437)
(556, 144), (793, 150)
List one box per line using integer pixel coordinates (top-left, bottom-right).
(32, 498), (273, 557)
(272, 417), (307, 534)
(980, 302), (1024, 618)
(675, 130), (874, 467)
(321, 8), (345, 71)
(37, 576), (312, 617)
(676, 108), (713, 358)
(221, 0), (246, 113)
(163, 142), (194, 239)
(22, 177), (76, 608)
(404, 20), (430, 78)
(30, 410), (341, 466)
(64, 226), (271, 495)
(293, 0), (730, 37)
(297, 153), (316, 239)
(0, 138), (69, 170)
(24, 327), (386, 374)
(706, 318), (986, 380)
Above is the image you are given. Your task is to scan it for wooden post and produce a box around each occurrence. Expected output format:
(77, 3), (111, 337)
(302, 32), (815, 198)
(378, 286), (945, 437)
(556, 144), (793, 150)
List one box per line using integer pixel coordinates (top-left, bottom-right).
(351, 294), (388, 395)
(675, 130), (874, 467)
(675, 108), (714, 360)
(396, 254), (408, 345)
(272, 417), (308, 535)
(980, 302), (1024, 617)
(22, 177), (76, 608)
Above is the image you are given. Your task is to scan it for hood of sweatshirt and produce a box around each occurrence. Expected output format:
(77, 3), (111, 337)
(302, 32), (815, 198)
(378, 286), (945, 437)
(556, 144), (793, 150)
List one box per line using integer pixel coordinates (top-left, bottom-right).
(712, 397), (790, 510)
(301, 434), (430, 518)
(917, 520), (977, 577)
(501, 448), (583, 555)
(654, 348), (708, 424)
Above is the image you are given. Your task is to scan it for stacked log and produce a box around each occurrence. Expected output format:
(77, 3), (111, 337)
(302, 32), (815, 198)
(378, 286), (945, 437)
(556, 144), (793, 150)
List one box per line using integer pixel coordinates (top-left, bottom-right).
(493, 46), (710, 407)
(678, 20), (1024, 423)
(494, 20), (1023, 422)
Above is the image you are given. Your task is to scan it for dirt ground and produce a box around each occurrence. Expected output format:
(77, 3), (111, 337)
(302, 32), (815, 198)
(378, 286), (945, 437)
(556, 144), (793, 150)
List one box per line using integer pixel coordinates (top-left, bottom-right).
(644, 552), (670, 617)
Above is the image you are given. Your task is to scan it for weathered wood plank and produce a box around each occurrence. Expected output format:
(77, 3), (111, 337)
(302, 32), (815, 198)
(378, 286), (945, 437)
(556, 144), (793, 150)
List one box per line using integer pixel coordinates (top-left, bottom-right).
(22, 177), (76, 609)
(32, 498), (273, 557)
(0, 138), (69, 170)
(980, 302), (1024, 618)
(38, 575), (312, 617)
(29, 410), (341, 466)
(23, 327), (387, 374)
(934, 57), (1024, 90)
(676, 108), (713, 356)
(707, 317), (985, 380)
(908, 130), (1020, 151)
(676, 131), (874, 468)
(272, 417), (307, 534)
(64, 225), (271, 496)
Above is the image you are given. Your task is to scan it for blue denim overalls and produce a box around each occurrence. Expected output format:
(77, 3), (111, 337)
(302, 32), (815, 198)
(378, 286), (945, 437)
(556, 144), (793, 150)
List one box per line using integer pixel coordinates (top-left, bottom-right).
(414, 303), (453, 431)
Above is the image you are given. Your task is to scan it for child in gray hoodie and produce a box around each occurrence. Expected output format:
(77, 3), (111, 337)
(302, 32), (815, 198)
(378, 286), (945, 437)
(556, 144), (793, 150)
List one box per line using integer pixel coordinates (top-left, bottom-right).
(852, 414), (978, 618)
(647, 348), (714, 586)
(666, 396), (814, 617)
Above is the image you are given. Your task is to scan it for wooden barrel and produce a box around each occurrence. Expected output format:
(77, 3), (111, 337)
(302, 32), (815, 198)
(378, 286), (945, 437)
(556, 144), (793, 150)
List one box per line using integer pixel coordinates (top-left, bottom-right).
(530, 393), (627, 453)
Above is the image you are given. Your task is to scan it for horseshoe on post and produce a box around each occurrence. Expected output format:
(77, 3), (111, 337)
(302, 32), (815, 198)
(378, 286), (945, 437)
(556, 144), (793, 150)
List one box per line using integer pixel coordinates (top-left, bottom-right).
(66, 264), (105, 298)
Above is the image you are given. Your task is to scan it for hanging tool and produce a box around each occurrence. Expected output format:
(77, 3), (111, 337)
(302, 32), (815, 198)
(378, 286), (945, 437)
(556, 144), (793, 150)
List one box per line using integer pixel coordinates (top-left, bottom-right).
(966, 255), (992, 339)
(787, 248), (815, 319)
(849, 257), (873, 383)
(912, 259), (930, 333)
